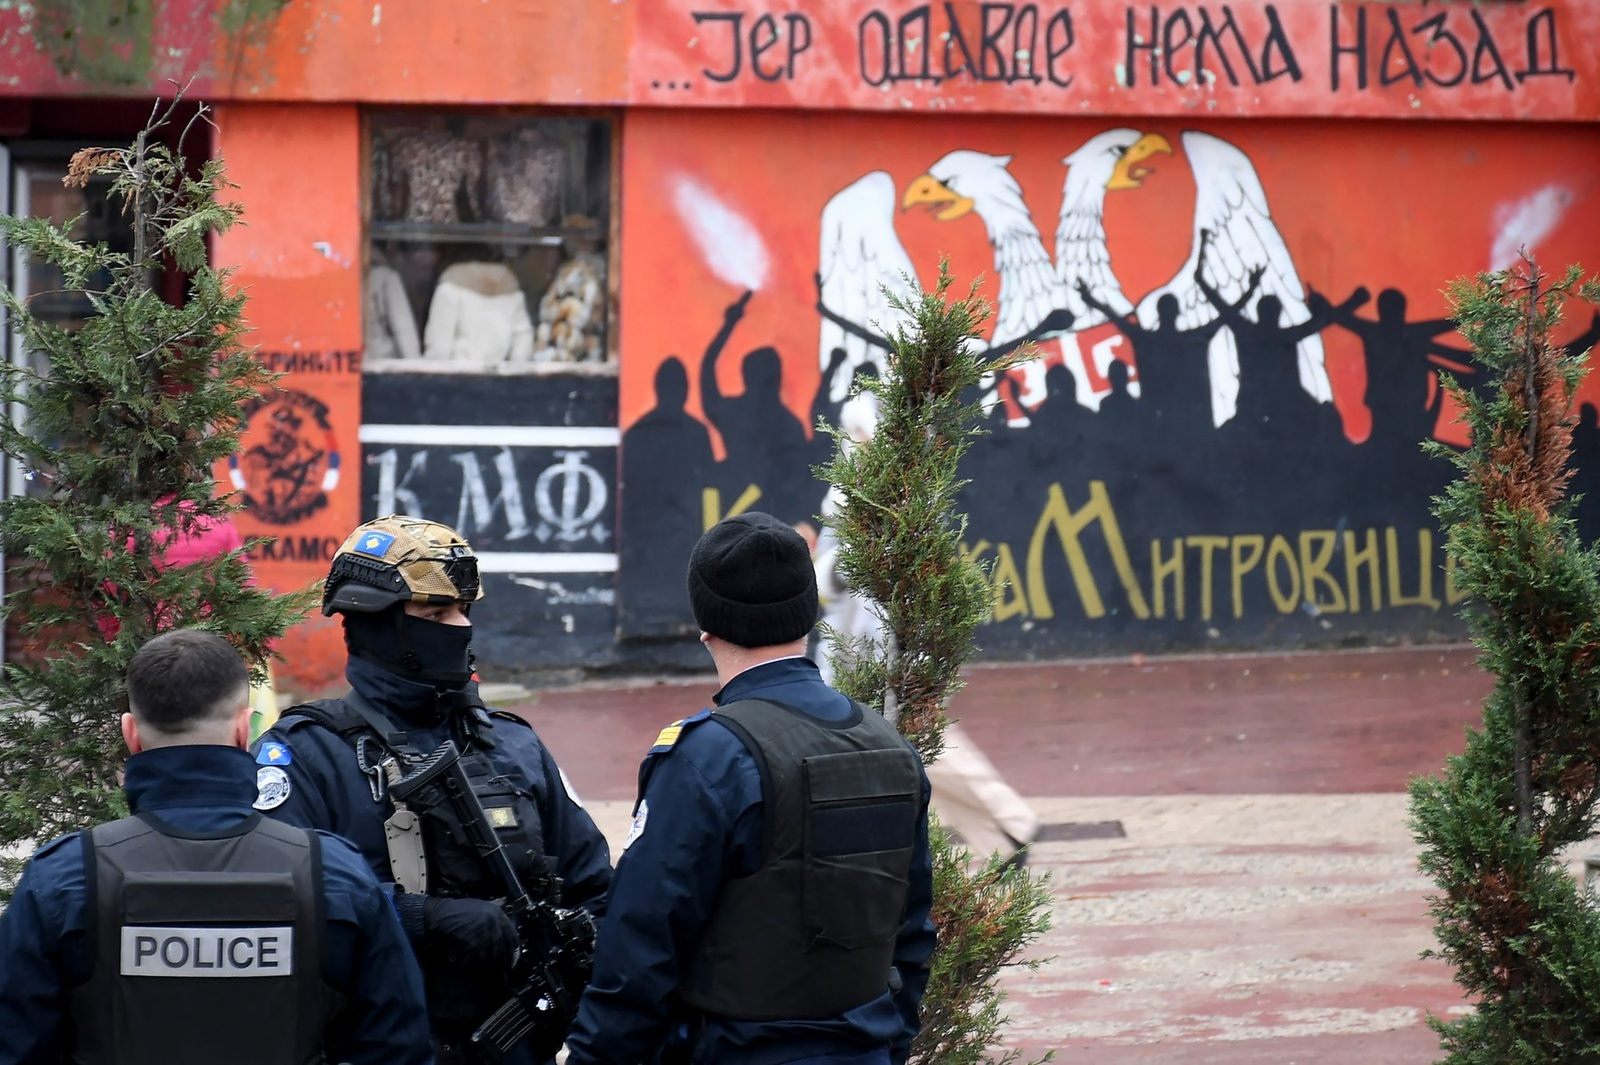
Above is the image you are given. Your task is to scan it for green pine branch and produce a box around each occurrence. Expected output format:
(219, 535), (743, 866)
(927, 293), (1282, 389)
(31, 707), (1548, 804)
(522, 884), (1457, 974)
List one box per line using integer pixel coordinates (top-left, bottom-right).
(0, 103), (315, 895)
(1410, 255), (1600, 1063)
(816, 260), (1053, 1065)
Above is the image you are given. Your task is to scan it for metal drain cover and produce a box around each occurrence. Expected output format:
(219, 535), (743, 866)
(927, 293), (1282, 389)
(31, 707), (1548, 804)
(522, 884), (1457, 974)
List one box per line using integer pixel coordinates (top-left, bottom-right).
(1034, 821), (1126, 842)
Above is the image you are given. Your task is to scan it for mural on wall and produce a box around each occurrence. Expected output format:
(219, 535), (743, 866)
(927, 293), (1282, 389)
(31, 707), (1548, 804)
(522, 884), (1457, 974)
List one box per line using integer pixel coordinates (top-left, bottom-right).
(616, 111), (1600, 654)
(226, 351), (364, 569)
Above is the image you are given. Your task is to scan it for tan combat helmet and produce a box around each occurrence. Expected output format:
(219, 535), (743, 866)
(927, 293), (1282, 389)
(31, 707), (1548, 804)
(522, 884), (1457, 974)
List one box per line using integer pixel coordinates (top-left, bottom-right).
(322, 515), (484, 616)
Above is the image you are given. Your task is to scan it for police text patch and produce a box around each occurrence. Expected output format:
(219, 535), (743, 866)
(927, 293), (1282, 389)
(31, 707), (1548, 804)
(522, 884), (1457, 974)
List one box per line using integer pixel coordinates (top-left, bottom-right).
(120, 925), (293, 977)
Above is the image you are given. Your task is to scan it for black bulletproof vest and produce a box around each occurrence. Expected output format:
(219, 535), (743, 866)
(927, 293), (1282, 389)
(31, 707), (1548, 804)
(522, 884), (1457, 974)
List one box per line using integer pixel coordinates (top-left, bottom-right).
(678, 699), (923, 1021)
(68, 813), (332, 1065)
(287, 697), (552, 1025)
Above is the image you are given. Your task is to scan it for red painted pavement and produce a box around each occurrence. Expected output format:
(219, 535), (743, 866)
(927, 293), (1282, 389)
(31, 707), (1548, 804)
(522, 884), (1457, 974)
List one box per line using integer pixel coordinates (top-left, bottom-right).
(500, 645), (1494, 1064)
(508, 645), (1491, 801)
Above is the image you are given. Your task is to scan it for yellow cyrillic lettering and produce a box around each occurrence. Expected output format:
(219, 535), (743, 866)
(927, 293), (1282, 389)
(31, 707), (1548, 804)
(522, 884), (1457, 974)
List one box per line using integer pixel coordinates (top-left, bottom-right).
(1027, 481), (1150, 620)
(1344, 529), (1382, 612)
(1151, 538), (1184, 620)
(1231, 535), (1265, 619)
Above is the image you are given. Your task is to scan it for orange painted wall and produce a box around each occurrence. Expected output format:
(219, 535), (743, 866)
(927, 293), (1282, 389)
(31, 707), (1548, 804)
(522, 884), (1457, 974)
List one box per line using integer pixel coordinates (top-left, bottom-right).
(0, 1), (1596, 124)
(212, 102), (363, 693)
(219, 0), (633, 105)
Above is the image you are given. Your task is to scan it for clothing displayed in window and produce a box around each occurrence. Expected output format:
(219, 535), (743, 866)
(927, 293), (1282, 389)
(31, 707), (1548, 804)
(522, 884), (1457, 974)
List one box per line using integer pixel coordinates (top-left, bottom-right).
(422, 261), (536, 365)
(366, 262), (422, 361)
(485, 127), (565, 227)
(372, 131), (484, 224)
(532, 251), (607, 364)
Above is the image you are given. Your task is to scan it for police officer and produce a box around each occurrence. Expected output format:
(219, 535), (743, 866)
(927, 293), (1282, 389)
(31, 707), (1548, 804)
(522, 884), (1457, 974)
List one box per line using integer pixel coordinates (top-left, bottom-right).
(251, 515), (611, 1064)
(0, 629), (431, 1063)
(565, 512), (937, 1065)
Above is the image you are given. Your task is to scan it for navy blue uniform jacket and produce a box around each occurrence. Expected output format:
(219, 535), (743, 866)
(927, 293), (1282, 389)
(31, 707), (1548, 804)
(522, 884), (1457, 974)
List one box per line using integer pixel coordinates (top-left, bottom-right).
(250, 658), (612, 918)
(565, 657), (937, 1065)
(0, 744), (432, 1065)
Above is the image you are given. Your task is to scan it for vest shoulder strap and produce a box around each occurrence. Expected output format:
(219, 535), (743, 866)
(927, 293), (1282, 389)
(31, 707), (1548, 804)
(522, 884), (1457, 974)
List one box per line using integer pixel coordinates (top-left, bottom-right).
(279, 697), (369, 739)
(87, 814), (158, 850)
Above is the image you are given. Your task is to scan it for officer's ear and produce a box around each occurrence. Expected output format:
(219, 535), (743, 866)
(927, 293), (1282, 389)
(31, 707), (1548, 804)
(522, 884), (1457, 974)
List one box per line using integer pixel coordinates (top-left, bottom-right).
(229, 703), (253, 751)
(121, 712), (143, 756)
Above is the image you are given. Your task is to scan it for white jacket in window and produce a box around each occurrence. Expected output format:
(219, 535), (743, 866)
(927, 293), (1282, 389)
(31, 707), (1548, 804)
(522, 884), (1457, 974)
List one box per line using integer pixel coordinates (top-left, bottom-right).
(366, 263), (422, 361)
(422, 262), (535, 365)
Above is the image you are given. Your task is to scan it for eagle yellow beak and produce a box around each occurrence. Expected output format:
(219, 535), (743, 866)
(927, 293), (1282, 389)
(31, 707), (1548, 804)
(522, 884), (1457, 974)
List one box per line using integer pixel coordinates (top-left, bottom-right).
(1106, 132), (1173, 191)
(903, 174), (975, 222)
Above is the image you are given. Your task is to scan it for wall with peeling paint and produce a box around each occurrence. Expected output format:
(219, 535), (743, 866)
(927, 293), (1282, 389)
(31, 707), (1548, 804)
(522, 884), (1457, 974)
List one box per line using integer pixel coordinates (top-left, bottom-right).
(0, 2), (1595, 122)
(211, 102), (363, 692)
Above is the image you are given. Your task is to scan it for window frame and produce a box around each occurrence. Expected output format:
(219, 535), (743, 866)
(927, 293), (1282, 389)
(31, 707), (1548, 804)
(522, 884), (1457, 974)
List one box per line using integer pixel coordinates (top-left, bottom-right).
(358, 106), (622, 378)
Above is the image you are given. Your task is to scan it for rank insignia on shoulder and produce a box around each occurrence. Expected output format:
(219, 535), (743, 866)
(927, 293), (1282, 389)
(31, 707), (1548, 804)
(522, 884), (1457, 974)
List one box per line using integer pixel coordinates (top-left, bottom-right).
(648, 709), (712, 754)
(651, 721), (685, 751)
(256, 742), (292, 766)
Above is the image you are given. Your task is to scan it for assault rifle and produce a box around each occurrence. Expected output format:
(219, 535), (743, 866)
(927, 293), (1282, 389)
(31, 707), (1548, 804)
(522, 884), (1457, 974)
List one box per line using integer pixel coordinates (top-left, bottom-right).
(389, 739), (596, 1064)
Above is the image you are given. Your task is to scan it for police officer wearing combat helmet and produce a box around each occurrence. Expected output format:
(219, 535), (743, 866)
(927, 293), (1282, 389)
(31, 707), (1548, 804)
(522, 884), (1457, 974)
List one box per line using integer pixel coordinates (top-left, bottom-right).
(251, 516), (612, 1065)
(0, 629), (431, 1063)
(565, 511), (936, 1065)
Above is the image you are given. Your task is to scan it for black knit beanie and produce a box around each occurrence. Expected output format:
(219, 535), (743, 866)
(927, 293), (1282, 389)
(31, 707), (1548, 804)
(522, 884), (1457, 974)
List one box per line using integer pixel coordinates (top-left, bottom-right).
(687, 511), (819, 647)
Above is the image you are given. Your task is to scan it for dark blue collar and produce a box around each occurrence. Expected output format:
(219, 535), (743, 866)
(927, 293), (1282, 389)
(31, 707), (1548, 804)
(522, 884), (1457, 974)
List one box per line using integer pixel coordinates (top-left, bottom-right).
(123, 745), (259, 814)
(711, 656), (862, 724)
(347, 654), (467, 727)
(713, 656), (819, 705)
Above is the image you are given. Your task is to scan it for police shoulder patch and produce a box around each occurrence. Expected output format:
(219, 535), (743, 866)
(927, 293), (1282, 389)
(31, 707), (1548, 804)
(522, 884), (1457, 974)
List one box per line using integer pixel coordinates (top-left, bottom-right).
(253, 766), (291, 811)
(255, 741), (292, 767)
(648, 708), (712, 754)
(622, 799), (649, 850)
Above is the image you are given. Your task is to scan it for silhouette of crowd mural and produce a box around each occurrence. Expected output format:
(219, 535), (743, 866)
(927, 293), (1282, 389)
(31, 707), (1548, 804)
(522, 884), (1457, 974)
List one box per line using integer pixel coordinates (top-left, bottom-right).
(617, 118), (1600, 655)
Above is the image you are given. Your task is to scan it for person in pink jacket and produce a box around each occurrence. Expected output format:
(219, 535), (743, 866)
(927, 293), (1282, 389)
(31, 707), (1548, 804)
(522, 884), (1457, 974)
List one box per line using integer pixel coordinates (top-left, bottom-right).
(96, 497), (280, 739)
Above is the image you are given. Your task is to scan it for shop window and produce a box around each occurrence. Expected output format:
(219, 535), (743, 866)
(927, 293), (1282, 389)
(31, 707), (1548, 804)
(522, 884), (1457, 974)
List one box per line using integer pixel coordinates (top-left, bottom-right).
(6, 156), (146, 500)
(365, 114), (613, 375)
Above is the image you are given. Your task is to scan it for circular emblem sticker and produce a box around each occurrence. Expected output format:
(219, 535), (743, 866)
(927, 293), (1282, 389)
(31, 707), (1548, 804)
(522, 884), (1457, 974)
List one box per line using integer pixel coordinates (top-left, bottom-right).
(254, 766), (292, 811)
(231, 388), (342, 526)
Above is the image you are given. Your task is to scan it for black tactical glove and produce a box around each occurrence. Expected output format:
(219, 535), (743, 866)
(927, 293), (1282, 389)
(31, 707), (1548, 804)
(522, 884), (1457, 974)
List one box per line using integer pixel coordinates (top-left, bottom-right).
(420, 895), (520, 971)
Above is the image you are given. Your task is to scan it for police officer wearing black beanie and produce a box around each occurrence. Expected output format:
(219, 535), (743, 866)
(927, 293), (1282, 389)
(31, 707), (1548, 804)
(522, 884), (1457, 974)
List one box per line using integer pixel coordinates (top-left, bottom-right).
(566, 512), (937, 1065)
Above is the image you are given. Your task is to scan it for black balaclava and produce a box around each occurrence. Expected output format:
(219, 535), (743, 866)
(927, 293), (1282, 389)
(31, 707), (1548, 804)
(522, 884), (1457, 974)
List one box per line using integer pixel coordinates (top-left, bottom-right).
(344, 606), (474, 690)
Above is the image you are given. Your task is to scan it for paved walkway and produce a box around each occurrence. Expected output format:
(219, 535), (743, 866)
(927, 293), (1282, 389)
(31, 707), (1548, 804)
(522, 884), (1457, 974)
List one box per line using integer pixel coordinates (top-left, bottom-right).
(505, 644), (1500, 1063)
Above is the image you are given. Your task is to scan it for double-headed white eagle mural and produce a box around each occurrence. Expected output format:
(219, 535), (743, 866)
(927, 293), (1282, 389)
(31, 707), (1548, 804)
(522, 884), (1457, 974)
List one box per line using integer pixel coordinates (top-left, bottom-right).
(817, 129), (1333, 428)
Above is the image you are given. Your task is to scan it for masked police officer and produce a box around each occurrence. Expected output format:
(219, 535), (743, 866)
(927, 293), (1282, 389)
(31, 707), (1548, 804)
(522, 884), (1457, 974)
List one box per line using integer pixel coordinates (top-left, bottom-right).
(0, 628), (431, 1063)
(565, 511), (937, 1065)
(251, 515), (611, 1065)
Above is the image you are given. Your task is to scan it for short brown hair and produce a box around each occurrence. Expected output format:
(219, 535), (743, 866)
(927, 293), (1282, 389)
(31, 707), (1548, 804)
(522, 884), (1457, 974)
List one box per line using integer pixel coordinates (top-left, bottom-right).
(125, 629), (250, 733)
